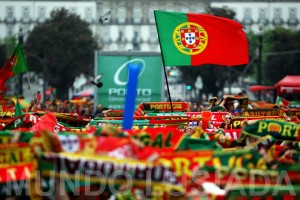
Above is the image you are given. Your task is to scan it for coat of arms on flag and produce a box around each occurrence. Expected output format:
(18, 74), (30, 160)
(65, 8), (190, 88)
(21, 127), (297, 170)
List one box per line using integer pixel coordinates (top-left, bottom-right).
(173, 22), (208, 56)
(180, 27), (201, 48)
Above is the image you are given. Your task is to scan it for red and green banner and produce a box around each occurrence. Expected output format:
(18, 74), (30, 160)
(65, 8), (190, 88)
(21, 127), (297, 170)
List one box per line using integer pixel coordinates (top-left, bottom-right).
(137, 102), (189, 113)
(241, 109), (283, 117)
(154, 10), (249, 67)
(0, 162), (35, 183)
(242, 120), (300, 141)
(40, 152), (182, 192)
(0, 143), (33, 164)
(128, 127), (185, 152)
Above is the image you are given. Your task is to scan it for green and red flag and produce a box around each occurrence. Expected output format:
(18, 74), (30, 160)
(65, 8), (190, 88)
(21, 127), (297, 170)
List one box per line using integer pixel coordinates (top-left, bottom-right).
(154, 10), (249, 66)
(0, 42), (28, 82)
(275, 96), (291, 107)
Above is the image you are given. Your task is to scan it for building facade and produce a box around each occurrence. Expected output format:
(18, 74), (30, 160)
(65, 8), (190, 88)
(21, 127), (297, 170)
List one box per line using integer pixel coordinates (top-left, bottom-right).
(97, 0), (208, 52)
(211, 0), (300, 32)
(0, 0), (97, 42)
(0, 0), (299, 52)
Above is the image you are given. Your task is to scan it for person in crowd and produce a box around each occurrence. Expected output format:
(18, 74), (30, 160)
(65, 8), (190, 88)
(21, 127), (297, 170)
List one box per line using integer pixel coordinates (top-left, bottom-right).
(225, 100), (235, 113)
(187, 101), (193, 112)
(207, 97), (218, 110)
(27, 99), (38, 112)
(93, 103), (112, 118)
(35, 91), (42, 103)
(191, 102), (199, 112)
(81, 106), (92, 118)
(219, 113), (233, 130)
(234, 91), (253, 110)
(49, 101), (58, 112)
(93, 104), (103, 117)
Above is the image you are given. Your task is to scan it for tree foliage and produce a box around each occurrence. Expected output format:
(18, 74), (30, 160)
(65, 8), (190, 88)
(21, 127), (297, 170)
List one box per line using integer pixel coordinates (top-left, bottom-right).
(25, 8), (98, 99)
(263, 27), (300, 85)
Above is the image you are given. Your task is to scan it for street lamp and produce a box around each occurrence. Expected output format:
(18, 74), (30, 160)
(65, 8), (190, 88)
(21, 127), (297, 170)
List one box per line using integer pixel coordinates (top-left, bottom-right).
(18, 27), (24, 95)
(26, 53), (47, 102)
(257, 25), (264, 101)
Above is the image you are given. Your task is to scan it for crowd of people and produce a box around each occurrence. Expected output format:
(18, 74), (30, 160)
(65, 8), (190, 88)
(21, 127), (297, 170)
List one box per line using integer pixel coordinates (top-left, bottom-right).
(17, 90), (293, 122)
(23, 92), (115, 119)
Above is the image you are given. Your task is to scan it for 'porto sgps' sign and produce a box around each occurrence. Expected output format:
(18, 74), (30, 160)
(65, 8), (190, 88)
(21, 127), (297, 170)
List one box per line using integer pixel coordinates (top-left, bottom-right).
(96, 52), (163, 109)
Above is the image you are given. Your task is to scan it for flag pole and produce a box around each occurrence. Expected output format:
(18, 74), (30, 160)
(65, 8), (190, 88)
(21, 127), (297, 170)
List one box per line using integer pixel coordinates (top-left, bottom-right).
(163, 66), (174, 112)
(154, 10), (174, 112)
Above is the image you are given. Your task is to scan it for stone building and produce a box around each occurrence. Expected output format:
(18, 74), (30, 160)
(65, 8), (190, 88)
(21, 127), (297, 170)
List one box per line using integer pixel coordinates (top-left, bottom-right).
(0, 0), (299, 52)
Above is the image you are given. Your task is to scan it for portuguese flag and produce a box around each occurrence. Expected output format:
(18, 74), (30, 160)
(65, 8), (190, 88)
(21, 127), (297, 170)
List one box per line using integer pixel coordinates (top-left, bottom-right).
(0, 42), (28, 81)
(154, 10), (249, 67)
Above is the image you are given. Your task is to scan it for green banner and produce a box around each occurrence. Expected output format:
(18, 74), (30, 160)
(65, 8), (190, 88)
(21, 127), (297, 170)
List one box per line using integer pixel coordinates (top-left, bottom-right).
(242, 120), (300, 141)
(96, 52), (163, 109)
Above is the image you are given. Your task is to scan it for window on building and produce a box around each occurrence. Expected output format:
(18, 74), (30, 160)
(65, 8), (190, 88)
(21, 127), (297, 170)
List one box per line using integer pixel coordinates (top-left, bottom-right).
(85, 7), (93, 23)
(23, 6), (30, 18)
(258, 8), (268, 25)
(133, 27), (140, 40)
(149, 25), (157, 43)
(243, 8), (253, 25)
(117, 7), (126, 23)
(37, 7), (46, 23)
(288, 8), (298, 26)
(244, 8), (252, 18)
(118, 26), (125, 42)
(273, 8), (283, 25)
(7, 24), (14, 38)
(22, 6), (30, 23)
(7, 6), (13, 18)
(102, 27), (110, 43)
(133, 7), (142, 23)
(6, 6), (14, 23)
(132, 27), (140, 50)
(148, 3), (157, 23)
(259, 8), (267, 18)
(274, 8), (281, 18)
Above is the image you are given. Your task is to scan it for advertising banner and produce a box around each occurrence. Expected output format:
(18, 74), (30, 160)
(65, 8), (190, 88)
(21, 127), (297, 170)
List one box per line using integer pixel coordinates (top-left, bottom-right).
(96, 52), (163, 109)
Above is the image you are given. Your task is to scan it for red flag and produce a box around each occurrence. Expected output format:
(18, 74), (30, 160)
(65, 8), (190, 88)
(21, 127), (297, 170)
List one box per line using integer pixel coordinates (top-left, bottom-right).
(31, 112), (58, 132)
(0, 55), (16, 81)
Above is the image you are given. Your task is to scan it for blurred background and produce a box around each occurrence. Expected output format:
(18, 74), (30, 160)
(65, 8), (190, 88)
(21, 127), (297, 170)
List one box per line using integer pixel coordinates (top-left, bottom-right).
(0, 0), (300, 105)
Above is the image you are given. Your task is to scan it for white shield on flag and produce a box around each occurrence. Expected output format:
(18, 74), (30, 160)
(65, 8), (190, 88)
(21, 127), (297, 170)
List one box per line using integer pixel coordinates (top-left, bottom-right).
(180, 27), (201, 49)
(184, 32), (196, 45)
